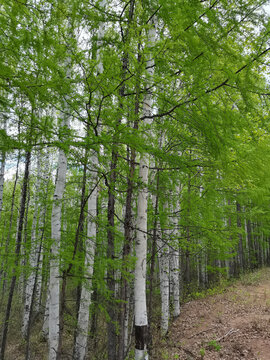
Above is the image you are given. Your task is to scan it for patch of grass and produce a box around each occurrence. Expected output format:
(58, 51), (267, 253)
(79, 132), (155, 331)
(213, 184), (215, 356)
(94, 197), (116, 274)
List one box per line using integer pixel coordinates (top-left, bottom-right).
(160, 349), (170, 359)
(187, 278), (231, 301)
(185, 268), (270, 303)
(207, 339), (221, 351)
(239, 268), (269, 286)
(199, 347), (206, 358)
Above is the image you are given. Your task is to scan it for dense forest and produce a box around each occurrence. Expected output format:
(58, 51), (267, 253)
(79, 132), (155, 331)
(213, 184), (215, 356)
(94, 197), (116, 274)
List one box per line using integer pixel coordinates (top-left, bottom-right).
(1, 0), (270, 359)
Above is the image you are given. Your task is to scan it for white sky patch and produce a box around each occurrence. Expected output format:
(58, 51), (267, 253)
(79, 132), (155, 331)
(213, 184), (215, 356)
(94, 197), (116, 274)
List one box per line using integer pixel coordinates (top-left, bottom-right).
(263, 2), (270, 15)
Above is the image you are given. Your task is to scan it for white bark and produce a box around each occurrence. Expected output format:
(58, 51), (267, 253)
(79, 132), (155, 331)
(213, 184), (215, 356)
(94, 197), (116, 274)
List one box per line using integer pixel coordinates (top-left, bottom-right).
(35, 205), (47, 312)
(134, 18), (156, 360)
(170, 247), (180, 318)
(158, 214), (170, 335)
(73, 152), (98, 360)
(0, 153), (5, 219)
(36, 150), (50, 313)
(170, 189), (180, 318)
(0, 118), (7, 220)
(49, 122), (69, 360)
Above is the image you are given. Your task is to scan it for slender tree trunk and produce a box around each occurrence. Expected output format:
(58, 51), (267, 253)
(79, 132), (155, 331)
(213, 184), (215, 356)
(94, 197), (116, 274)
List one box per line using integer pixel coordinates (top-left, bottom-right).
(24, 240), (42, 360)
(0, 150), (31, 360)
(0, 117), (7, 221)
(0, 150), (20, 294)
(20, 176), (31, 299)
(148, 169), (159, 350)
(58, 151), (87, 358)
(134, 17), (156, 360)
(22, 152), (42, 338)
(158, 202), (170, 336)
(42, 283), (50, 339)
(170, 186), (181, 318)
(118, 11), (138, 355)
(184, 173), (191, 288)
(244, 216), (250, 270)
(0, 152), (5, 221)
(236, 202), (244, 273)
(49, 127), (68, 360)
(34, 206), (46, 313)
(106, 148), (118, 360)
(119, 146), (137, 360)
(108, 21), (138, 360)
(73, 151), (98, 360)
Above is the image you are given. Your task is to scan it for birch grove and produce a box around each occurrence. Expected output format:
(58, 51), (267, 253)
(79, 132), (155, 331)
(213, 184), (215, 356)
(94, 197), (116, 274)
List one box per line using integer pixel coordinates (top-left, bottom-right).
(1, 1), (270, 359)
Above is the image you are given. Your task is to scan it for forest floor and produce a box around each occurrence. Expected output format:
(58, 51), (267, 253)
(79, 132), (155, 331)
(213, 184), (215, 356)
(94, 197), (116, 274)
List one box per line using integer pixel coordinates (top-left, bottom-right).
(4, 268), (270, 359)
(153, 268), (270, 360)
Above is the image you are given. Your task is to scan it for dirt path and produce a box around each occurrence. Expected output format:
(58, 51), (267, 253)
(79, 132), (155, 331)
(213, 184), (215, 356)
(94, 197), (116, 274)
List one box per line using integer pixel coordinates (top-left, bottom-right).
(153, 268), (270, 360)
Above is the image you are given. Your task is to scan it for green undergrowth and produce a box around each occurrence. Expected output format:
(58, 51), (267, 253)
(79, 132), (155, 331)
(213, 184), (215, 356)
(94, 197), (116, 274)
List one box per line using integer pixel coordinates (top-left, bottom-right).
(186, 279), (231, 301)
(185, 267), (270, 302)
(239, 267), (270, 286)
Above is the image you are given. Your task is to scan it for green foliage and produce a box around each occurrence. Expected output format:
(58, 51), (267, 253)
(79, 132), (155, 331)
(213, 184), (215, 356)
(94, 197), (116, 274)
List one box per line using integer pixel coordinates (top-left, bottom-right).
(207, 339), (221, 352)
(1, 0), (270, 358)
(199, 347), (206, 358)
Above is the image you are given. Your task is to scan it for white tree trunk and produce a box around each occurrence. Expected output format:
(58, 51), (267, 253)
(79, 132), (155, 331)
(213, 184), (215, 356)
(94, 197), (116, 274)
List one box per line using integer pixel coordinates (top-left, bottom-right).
(35, 149), (51, 313)
(0, 152), (5, 219)
(73, 152), (98, 360)
(134, 18), (156, 360)
(171, 185), (181, 318)
(170, 203), (180, 318)
(158, 219), (170, 336)
(134, 152), (150, 360)
(35, 204), (47, 312)
(49, 128), (68, 360)
(0, 118), (7, 220)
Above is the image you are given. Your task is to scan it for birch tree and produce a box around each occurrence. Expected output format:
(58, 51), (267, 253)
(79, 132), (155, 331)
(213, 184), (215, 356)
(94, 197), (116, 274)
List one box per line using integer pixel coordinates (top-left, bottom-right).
(0, 1), (270, 359)
(48, 115), (69, 360)
(170, 185), (181, 319)
(134, 16), (157, 360)
(158, 201), (170, 336)
(0, 118), (7, 220)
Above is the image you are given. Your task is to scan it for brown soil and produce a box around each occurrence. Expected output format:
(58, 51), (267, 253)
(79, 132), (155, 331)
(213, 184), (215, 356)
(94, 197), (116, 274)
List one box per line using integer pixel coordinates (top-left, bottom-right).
(153, 268), (270, 360)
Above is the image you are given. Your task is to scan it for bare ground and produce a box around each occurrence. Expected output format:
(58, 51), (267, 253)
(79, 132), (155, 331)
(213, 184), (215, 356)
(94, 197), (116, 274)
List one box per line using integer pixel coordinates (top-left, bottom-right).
(153, 268), (270, 360)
